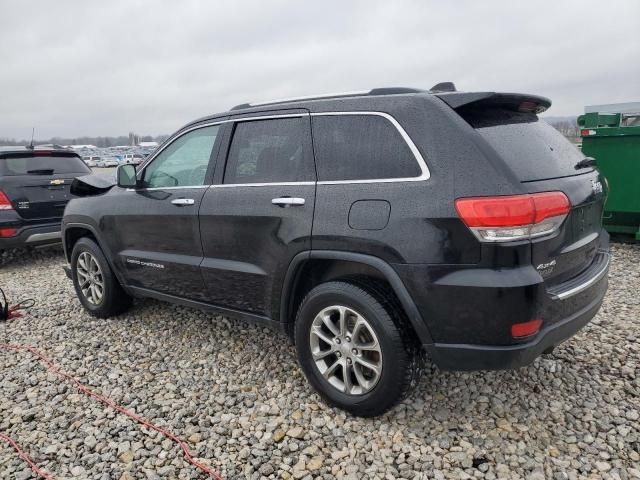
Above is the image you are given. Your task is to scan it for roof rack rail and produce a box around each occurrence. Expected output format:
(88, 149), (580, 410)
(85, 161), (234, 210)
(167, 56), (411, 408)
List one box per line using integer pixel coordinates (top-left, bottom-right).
(230, 87), (427, 111)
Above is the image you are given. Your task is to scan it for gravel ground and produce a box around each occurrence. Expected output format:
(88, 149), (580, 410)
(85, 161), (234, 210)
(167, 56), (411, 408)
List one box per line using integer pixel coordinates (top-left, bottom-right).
(0, 242), (639, 480)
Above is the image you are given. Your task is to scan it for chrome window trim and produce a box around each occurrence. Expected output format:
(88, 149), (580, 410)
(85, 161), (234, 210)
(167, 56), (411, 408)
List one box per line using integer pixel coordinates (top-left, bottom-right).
(126, 185), (209, 192)
(212, 181), (315, 188)
(311, 111), (430, 185)
(135, 110), (430, 190)
(137, 114), (307, 174)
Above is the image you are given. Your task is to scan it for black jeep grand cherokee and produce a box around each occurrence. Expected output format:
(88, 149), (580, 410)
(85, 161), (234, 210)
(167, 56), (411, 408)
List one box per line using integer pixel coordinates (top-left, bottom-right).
(62, 86), (609, 416)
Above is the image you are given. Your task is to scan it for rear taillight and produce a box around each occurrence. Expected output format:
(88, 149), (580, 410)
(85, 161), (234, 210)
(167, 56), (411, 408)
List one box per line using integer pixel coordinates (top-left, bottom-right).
(455, 192), (570, 242)
(0, 191), (14, 211)
(0, 228), (17, 237)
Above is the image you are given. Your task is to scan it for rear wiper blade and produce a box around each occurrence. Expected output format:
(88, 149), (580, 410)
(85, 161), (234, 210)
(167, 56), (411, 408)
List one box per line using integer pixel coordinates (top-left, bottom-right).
(26, 169), (55, 174)
(574, 157), (596, 170)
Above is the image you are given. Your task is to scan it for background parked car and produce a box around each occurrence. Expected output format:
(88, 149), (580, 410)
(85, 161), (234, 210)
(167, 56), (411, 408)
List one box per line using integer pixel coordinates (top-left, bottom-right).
(81, 155), (101, 167)
(102, 158), (119, 167)
(0, 145), (91, 251)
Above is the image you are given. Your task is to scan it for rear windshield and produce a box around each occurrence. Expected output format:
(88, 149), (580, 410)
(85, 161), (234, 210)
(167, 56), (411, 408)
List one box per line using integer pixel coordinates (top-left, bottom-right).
(459, 107), (590, 182)
(0, 154), (91, 176)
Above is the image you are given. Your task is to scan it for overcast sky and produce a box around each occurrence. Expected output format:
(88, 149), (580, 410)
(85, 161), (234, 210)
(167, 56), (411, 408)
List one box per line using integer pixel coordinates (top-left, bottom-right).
(1, 0), (639, 139)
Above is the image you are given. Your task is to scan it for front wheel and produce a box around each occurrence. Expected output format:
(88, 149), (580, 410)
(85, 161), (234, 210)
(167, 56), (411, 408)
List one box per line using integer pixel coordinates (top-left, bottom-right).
(71, 237), (132, 318)
(295, 281), (420, 417)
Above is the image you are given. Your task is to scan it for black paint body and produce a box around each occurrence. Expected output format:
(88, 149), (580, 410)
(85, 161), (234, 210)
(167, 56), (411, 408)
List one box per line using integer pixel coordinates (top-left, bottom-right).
(62, 90), (609, 370)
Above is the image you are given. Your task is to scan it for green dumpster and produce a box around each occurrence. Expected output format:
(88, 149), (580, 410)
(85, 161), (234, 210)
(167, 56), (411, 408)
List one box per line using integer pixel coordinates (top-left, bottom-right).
(578, 103), (640, 240)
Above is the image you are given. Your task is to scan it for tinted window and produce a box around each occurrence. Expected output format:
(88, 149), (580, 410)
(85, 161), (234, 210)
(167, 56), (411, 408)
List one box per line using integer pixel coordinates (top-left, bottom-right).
(143, 125), (219, 188)
(0, 155), (91, 176)
(224, 117), (314, 184)
(459, 107), (590, 182)
(312, 115), (421, 181)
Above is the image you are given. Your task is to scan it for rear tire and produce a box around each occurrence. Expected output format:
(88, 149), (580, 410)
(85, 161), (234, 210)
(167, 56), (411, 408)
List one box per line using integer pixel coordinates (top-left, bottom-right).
(295, 281), (420, 417)
(71, 237), (132, 318)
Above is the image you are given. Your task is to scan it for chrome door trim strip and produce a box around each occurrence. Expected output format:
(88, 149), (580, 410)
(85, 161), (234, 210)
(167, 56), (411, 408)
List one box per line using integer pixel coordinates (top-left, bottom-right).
(211, 181), (315, 188)
(551, 254), (610, 300)
(25, 231), (61, 243)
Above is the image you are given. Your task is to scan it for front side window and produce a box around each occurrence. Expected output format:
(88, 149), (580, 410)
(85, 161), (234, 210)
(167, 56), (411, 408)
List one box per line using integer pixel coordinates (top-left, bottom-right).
(224, 117), (314, 184)
(312, 114), (421, 181)
(142, 125), (219, 188)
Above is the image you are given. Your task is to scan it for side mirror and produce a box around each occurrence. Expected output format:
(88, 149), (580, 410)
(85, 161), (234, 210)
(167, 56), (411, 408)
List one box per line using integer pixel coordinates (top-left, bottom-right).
(117, 164), (137, 188)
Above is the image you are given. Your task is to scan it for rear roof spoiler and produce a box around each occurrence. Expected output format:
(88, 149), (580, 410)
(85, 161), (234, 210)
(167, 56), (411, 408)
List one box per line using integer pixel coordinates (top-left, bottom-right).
(436, 92), (552, 113)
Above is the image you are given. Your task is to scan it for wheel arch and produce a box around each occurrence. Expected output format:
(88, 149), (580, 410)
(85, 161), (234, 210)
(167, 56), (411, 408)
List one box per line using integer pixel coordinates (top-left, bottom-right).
(280, 250), (433, 345)
(63, 223), (129, 291)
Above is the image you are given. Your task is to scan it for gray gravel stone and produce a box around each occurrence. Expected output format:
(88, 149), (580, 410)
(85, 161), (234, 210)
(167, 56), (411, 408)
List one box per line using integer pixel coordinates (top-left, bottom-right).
(1, 242), (639, 479)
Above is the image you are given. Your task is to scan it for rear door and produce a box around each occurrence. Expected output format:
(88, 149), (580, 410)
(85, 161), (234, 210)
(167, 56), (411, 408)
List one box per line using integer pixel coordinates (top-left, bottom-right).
(0, 152), (91, 220)
(198, 111), (316, 318)
(462, 105), (607, 284)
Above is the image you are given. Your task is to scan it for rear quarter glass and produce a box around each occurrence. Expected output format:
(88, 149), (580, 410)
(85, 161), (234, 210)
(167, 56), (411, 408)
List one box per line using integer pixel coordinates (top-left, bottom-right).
(459, 107), (591, 182)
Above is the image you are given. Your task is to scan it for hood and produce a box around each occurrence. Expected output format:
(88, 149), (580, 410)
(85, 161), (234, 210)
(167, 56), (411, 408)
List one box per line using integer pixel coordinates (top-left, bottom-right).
(70, 173), (116, 196)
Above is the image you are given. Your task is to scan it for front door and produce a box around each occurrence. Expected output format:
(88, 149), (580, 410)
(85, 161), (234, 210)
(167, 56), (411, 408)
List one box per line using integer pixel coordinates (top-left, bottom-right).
(198, 112), (316, 318)
(108, 123), (223, 300)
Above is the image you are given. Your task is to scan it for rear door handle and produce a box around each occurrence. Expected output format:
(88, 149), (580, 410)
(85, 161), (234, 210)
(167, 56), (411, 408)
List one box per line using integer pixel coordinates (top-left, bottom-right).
(171, 198), (195, 206)
(272, 197), (305, 207)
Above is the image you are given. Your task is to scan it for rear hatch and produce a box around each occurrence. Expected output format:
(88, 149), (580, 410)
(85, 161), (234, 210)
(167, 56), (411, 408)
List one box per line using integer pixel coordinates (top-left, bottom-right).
(446, 93), (606, 286)
(0, 151), (91, 220)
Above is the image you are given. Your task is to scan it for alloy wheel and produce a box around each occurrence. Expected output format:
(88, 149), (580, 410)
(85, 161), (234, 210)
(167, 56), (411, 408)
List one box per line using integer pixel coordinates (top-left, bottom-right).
(76, 251), (105, 305)
(309, 305), (383, 395)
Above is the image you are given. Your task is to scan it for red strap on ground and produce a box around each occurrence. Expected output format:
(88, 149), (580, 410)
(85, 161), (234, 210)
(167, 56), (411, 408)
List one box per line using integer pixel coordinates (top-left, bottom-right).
(0, 343), (225, 480)
(0, 431), (55, 480)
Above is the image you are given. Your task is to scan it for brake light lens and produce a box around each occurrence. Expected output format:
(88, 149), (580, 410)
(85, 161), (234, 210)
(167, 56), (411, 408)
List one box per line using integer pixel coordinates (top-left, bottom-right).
(455, 192), (570, 242)
(511, 319), (543, 338)
(0, 228), (17, 237)
(0, 191), (14, 210)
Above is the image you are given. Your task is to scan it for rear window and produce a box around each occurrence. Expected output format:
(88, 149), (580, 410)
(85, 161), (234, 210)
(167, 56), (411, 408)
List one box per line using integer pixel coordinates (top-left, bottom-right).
(0, 154), (91, 176)
(459, 107), (590, 182)
(312, 115), (422, 182)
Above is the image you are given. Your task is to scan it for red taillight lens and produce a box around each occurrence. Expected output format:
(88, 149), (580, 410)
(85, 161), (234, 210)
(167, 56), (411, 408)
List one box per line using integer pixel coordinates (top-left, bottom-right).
(511, 319), (543, 338)
(0, 228), (17, 237)
(0, 191), (13, 210)
(532, 192), (571, 223)
(455, 192), (570, 242)
(454, 195), (535, 227)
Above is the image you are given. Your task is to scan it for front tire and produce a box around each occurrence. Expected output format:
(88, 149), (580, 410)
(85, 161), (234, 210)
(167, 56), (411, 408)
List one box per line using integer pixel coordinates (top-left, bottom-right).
(71, 237), (132, 318)
(295, 281), (420, 417)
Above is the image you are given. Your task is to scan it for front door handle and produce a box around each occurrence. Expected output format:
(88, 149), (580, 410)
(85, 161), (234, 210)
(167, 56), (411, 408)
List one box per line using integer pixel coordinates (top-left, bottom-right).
(171, 198), (195, 206)
(272, 197), (305, 207)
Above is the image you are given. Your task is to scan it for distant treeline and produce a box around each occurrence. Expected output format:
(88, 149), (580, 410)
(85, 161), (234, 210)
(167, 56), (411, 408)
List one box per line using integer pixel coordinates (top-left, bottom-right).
(543, 116), (581, 140)
(0, 133), (170, 148)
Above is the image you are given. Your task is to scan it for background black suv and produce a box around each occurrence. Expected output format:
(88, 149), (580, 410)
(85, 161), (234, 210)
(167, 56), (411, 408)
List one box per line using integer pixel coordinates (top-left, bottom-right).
(0, 146), (90, 251)
(62, 86), (609, 416)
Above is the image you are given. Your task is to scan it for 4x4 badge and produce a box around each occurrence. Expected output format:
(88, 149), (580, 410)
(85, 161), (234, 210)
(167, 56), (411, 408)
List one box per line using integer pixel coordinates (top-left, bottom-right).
(591, 179), (603, 194)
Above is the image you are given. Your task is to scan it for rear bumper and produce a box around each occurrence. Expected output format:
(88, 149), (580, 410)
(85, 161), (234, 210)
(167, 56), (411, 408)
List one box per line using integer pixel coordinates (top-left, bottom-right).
(395, 241), (610, 371)
(425, 279), (606, 370)
(0, 222), (61, 249)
